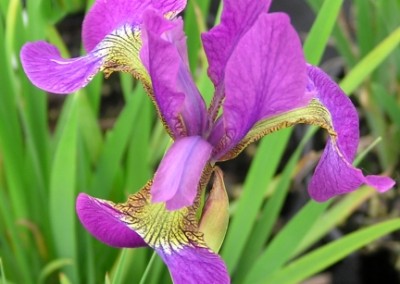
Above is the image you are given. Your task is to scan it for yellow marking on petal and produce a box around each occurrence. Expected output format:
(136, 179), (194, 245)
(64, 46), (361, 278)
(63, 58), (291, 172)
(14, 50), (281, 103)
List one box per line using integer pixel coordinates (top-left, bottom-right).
(94, 24), (187, 139)
(220, 99), (337, 161)
(115, 166), (214, 254)
(164, 11), (180, 19)
(95, 25), (151, 88)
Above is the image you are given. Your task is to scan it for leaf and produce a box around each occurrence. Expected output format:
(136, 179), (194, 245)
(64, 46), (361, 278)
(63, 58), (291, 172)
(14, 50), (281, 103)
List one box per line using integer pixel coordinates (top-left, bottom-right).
(262, 219), (400, 284)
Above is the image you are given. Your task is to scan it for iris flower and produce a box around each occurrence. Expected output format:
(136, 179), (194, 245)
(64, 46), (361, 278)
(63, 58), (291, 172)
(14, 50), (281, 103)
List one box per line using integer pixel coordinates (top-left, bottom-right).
(21, 0), (395, 282)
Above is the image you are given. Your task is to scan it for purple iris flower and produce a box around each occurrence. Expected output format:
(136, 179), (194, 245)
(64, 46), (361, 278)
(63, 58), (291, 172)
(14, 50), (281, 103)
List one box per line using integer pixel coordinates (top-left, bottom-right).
(20, 0), (395, 282)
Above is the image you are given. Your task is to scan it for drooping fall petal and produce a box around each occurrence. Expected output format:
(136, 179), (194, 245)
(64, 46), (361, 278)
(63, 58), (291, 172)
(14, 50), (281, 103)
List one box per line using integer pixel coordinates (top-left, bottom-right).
(77, 185), (230, 284)
(76, 193), (147, 248)
(307, 65), (395, 201)
(210, 13), (309, 159)
(20, 41), (102, 94)
(82, 0), (187, 52)
(141, 10), (208, 137)
(20, 25), (149, 94)
(151, 136), (213, 210)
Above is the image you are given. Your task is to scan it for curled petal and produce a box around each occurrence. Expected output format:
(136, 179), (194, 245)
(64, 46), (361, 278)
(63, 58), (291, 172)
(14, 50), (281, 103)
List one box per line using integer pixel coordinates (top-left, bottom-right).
(158, 246), (229, 284)
(211, 13), (308, 159)
(76, 193), (147, 248)
(307, 65), (395, 201)
(309, 142), (395, 201)
(151, 136), (213, 210)
(20, 41), (102, 94)
(141, 10), (207, 137)
(83, 0), (187, 52)
(21, 25), (149, 94)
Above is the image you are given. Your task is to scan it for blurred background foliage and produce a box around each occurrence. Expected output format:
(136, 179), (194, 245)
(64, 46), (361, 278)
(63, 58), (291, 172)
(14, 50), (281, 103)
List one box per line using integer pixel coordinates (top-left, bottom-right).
(0, 0), (399, 283)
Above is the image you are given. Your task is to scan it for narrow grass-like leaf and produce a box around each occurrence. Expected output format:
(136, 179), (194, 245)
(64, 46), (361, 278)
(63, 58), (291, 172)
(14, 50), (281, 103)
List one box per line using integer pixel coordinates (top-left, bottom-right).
(38, 259), (73, 284)
(244, 201), (331, 284)
(303, 0), (344, 65)
(90, 85), (147, 198)
(371, 83), (400, 128)
(49, 94), (80, 282)
(292, 186), (375, 257)
(110, 249), (147, 284)
(221, 128), (292, 273)
(355, 0), (374, 57)
(184, 0), (211, 72)
(340, 27), (400, 94)
(0, 258), (6, 284)
(234, 129), (316, 283)
(262, 219), (400, 284)
(139, 252), (157, 284)
(145, 254), (170, 284)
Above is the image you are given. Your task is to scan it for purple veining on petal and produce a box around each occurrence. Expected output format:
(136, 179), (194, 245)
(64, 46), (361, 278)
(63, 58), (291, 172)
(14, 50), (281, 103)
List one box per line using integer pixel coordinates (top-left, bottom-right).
(20, 41), (102, 94)
(157, 246), (230, 284)
(202, 0), (271, 88)
(307, 65), (395, 201)
(212, 13), (308, 159)
(82, 0), (187, 52)
(76, 193), (147, 248)
(151, 136), (213, 210)
(141, 10), (207, 137)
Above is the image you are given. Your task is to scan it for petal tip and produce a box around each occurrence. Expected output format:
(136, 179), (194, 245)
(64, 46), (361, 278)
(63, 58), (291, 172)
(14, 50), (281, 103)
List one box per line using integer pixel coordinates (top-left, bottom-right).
(76, 193), (146, 248)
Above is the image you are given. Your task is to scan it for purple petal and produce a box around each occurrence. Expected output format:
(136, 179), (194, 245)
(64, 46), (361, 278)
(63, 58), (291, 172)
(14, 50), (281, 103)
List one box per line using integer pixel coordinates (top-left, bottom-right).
(20, 41), (102, 94)
(211, 13), (308, 159)
(307, 65), (395, 201)
(157, 246), (229, 284)
(141, 10), (207, 137)
(76, 193), (147, 248)
(202, 0), (271, 87)
(82, 0), (187, 52)
(151, 136), (212, 210)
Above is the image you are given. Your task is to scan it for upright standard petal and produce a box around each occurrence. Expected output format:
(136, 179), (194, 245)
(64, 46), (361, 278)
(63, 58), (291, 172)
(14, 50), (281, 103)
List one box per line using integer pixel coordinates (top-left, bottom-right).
(76, 193), (147, 248)
(202, 0), (271, 87)
(211, 13), (309, 159)
(151, 136), (213, 210)
(141, 10), (208, 137)
(307, 65), (395, 201)
(82, 0), (187, 52)
(21, 24), (149, 94)
(79, 183), (230, 283)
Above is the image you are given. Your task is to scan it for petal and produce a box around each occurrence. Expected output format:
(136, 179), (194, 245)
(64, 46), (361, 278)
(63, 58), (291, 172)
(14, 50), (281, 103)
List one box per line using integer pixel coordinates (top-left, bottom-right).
(141, 10), (207, 137)
(120, 186), (230, 283)
(157, 246), (229, 284)
(20, 41), (102, 94)
(21, 24), (149, 94)
(309, 142), (395, 201)
(307, 65), (395, 201)
(307, 65), (359, 160)
(151, 136), (213, 210)
(211, 13), (309, 159)
(202, 0), (271, 87)
(82, 0), (187, 52)
(76, 193), (147, 248)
